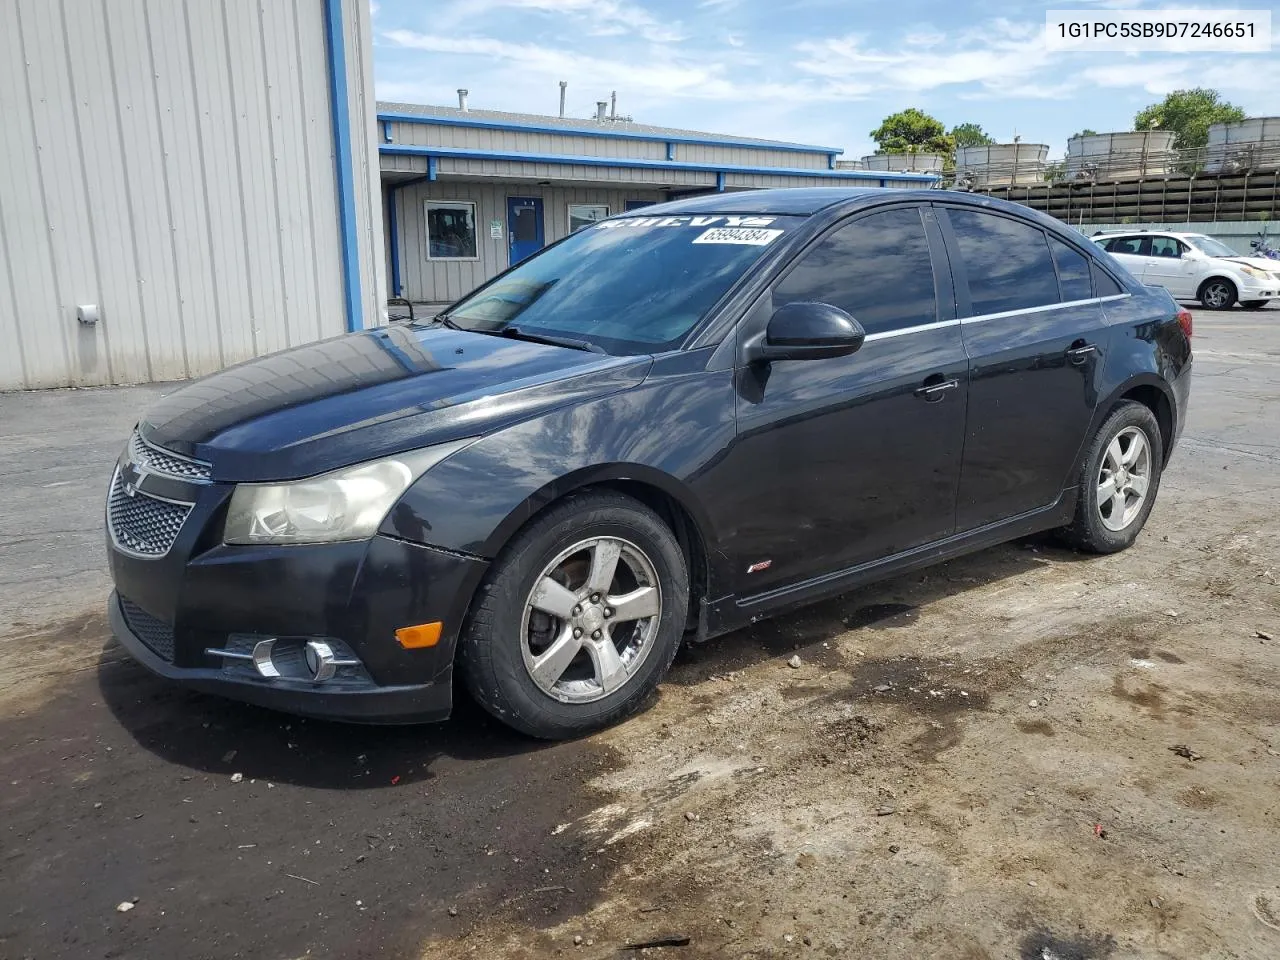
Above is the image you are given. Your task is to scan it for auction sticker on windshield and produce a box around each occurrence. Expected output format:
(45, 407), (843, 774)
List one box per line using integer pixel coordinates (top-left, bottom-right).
(693, 227), (785, 245)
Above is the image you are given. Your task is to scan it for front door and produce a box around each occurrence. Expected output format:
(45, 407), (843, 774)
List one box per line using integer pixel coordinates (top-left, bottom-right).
(713, 205), (968, 596)
(939, 206), (1108, 531)
(507, 197), (544, 265)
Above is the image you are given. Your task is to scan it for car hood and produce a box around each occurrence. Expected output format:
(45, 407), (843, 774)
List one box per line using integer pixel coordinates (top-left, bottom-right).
(139, 323), (652, 482)
(1218, 256), (1280, 273)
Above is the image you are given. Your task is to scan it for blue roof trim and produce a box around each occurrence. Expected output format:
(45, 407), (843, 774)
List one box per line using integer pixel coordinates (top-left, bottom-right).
(377, 110), (845, 156)
(323, 0), (362, 333)
(380, 144), (937, 183)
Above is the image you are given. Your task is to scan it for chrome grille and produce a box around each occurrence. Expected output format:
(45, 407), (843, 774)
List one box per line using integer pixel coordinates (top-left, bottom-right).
(129, 431), (212, 483)
(120, 597), (176, 662)
(107, 471), (192, 557)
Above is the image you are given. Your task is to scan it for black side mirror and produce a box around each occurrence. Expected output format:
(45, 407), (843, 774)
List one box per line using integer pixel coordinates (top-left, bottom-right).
(746, 301), (866, 363)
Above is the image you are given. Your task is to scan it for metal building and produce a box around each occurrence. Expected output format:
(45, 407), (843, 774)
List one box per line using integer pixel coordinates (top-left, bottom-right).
(0, 0), (385, 391)
(378, 101), (938, 308)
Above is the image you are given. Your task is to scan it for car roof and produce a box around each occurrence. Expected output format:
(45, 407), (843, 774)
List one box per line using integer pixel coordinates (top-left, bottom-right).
(1093, 230), (1208, 239)
(614, 187), (1057, 220)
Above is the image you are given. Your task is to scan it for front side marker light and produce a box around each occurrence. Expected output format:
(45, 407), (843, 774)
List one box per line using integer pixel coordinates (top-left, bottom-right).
(396, 622), (443, 649)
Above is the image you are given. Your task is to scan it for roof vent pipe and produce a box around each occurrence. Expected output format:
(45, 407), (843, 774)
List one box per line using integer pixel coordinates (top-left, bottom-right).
(559, 80), (567, 118)
(457, 88), (469, 112)
(610, 90), (617, 119)
(596, 100), (608, 121)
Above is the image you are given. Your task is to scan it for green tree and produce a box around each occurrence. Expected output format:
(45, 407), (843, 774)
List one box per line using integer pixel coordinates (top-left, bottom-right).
(870, 108), (954, 155)
(1071, 128), (1098, 139)
(949, 122), (995, 149)
(1133, 88), (1246, 150)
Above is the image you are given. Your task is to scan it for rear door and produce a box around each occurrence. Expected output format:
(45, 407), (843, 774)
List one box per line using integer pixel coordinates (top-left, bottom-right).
(940, 207), (1110, 531)
(1101, 235), (1151, 281)
(717, 204), (968, 595)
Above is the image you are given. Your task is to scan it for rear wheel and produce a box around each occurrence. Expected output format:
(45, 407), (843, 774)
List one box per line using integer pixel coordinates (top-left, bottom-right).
(1058, 401), (1164, 554)
(1241, 300), (1270, 310)
(1199, 278), (1237, 310)
(458, 491), (688, 739)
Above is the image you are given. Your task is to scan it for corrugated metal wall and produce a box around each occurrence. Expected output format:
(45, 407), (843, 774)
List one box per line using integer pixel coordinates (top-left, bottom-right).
(0, 0), (383, 390)
(390, 182), (666, 302)
(386, 119), (833, 171)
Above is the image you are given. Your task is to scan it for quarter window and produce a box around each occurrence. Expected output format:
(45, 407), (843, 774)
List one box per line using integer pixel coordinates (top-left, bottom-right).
(947, 209), (1059, 315)
(772, 207), (936, 336)
(1049, 236), (1093, 301)
(425, 201), (478, 260)
(1093, 262), (1123, 297)
(568, 204), (609, 232)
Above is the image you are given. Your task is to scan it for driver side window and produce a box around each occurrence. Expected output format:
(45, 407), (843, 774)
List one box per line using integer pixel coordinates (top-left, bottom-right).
(772, 207), (937, 336)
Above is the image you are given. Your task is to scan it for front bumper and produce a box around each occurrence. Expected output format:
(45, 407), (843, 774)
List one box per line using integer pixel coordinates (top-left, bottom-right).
(1239, 280), (1279, 300)
(109, 590), (455, 723)
(106, 463), (490, 722)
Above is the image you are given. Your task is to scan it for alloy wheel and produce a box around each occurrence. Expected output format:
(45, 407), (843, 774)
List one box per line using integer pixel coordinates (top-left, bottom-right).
(520, 536), (663, 704)
(1096, 426), (1152, 532)
(1203, 282), (1231, 309)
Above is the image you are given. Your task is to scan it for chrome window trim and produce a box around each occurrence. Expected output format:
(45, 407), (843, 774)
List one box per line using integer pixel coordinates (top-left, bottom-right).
(859, 294), (1131, 343)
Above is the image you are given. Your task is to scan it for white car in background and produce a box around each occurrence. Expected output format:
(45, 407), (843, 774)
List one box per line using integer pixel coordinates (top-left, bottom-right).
(1093, 230), (1280, 310)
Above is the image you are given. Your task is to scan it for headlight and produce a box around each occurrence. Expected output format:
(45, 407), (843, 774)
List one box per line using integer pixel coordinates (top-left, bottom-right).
(224, 438), (473, 545)
(1241, 265), (1269, 280)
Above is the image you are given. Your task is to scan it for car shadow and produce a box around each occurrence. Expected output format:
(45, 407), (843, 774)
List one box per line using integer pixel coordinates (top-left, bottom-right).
(94, 649), (544, 790)
(668, 534), (1086, 685)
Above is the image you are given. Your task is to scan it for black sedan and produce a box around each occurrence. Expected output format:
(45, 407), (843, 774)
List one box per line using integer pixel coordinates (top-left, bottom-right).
(105, 188), (1192, 739)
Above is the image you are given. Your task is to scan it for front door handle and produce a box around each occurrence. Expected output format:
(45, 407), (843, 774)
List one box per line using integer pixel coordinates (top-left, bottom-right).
(1066, 342), (1098, 365)
(914, 377), (959, 402)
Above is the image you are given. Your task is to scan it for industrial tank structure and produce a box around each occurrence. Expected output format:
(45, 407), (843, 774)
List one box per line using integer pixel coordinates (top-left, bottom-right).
(954, 143), (1048, 187)
(1065, 131), (1177, 181)
(1206, 117), (1280, 173)
(859, 153), (945, 174)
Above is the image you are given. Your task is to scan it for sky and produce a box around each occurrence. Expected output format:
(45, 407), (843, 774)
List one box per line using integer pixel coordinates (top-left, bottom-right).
(370, 0), (1280, 159)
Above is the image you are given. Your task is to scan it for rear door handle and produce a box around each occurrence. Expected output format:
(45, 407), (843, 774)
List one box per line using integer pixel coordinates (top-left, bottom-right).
(1066, 342), (1098, 364)
(914, 377), (959, 401)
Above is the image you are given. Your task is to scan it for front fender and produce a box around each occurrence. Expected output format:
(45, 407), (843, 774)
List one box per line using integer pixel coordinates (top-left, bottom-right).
(379, 349), (737, 594)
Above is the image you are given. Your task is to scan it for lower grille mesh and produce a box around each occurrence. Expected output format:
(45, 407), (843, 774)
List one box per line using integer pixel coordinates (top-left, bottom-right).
(120, 597), (176, 662)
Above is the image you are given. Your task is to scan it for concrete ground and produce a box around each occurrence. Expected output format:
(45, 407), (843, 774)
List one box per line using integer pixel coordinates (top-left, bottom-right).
(0, 307), (1278, 959)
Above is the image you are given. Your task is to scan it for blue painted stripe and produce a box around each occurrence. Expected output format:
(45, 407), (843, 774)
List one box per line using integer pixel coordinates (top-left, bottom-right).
(377, 110), (845, 156)
(323, 0), (362, 332)
(379, 143), (938, 183)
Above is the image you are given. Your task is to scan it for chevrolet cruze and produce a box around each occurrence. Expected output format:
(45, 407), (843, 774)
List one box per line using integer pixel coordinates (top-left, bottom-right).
(106, 188), (1192, 739)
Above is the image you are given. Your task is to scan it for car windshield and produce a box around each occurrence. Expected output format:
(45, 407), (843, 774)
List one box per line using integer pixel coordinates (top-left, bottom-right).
(1185, 235), (1238, 258)
(433, 214), (802, 355)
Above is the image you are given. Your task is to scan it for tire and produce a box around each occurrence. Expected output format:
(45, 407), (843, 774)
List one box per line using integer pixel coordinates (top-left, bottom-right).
(1241, 300), (1270, 310)
(457, 490), (689, 739)
(1058, 401), (1164, 554)
(1199, 277), (1237, 310)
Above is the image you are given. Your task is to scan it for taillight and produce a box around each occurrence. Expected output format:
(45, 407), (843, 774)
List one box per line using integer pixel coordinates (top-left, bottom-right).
(1176, 308), (1193, 339)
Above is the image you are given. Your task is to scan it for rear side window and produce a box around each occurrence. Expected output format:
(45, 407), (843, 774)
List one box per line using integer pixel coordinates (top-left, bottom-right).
(1104, 236), (1149, 256)
(1150, 237), (1183, 258)
(947, 209), (1059, 315)
(772, 207), (936, 336)
(1049, 236), (1093, 301)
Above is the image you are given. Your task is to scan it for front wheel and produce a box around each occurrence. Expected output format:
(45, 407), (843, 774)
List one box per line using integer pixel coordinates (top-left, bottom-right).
(458, 491), (688, 739)
(1058, 401), (1164, 554)
(1241, 300), (1270, 310)
(1200, 278), (1237, 310)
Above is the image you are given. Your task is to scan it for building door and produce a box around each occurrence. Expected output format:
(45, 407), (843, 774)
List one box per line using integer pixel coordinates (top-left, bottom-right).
(507, 197), (544, 265)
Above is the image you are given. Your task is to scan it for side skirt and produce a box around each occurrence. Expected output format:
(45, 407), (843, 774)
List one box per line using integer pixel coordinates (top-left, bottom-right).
(704, 492), (1077, 638)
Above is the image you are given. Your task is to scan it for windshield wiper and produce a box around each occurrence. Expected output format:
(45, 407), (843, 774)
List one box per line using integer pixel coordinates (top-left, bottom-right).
(500, 326), (606, 354)
(433, 312), (462, 330)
